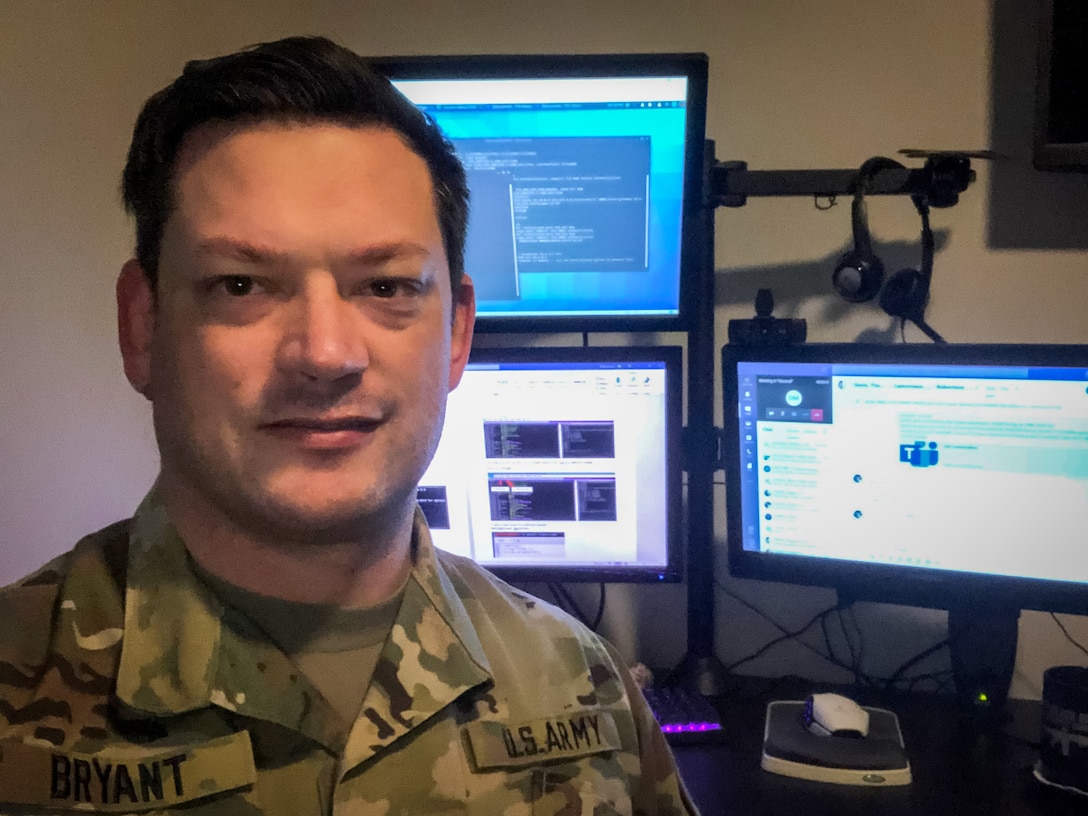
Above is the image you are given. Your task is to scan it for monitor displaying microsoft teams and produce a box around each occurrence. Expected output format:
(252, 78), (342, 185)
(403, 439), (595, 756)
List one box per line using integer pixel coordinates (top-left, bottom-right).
(723, 344), (1088, 606)
(375, 54), (708, 330)
(416, 346), (682, 582)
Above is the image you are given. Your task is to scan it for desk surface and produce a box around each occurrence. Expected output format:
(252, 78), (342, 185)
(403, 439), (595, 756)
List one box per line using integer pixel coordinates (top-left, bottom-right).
(671, 687), (1084, 816)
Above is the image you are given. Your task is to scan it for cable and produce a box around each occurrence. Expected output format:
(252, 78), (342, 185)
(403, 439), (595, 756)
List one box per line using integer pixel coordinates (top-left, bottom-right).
(820, 613), (838, 670)
(553, 582), (576, 610)
(716, 580), (841, 666)
(545, 583), (607, 633)
(715, 580), (969, 695)
(847, 606), (866, 682)
(554, 583), (585, 624)
(717, 580), (881, 681)
(1051, 612), (1088, 661)
(820, 606), (867, 687)
(724, 602), (840, 674)
(883, 637), (950, 690)
(836, 607), (862, 684)
(546, 583), (566, 613)
(547, 583), (587, 628)
(590, 583), (607, 631)
(902, 668), (954, 695)
(908, 197), (947, 344)
(725, 608), (833, 673)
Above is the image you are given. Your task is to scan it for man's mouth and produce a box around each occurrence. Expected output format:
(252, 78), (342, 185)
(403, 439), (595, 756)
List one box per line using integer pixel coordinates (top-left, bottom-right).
(265, 416), (382, 432)
(260, 416), (383, 449)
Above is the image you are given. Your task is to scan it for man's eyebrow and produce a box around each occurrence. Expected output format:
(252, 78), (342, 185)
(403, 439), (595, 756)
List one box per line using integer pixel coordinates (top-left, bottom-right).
(342, 242), (432, 266)
(195, 237), (433, 266)
(196, 237), (281, 263)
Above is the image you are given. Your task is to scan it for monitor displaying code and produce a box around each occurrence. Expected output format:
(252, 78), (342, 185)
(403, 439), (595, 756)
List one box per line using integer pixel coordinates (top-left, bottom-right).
(387, 71), (695, 322)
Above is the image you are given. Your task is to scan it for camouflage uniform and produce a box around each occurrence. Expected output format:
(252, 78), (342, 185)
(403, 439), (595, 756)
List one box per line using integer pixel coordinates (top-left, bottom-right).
(0, 490), (698, 815)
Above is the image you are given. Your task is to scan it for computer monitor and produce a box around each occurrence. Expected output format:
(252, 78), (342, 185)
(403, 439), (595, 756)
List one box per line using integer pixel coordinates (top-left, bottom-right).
(374, 53), (708, 332)
(418, 345), (683, 582)
(722, 343), (1088, 712)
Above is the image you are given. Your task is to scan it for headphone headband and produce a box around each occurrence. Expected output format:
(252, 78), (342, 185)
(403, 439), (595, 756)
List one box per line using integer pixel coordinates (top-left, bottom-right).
(832, 156), (905, 303)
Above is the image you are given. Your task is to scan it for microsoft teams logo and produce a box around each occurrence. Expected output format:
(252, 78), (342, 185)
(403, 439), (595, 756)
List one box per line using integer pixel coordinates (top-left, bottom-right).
(900, 441), (939, 468)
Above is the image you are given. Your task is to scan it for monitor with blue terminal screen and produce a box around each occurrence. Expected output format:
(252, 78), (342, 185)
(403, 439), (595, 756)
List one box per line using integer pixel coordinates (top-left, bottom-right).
(374, 53), (708, 332)
(722, 343), (1088, 714)
(418, 345), (682, 582)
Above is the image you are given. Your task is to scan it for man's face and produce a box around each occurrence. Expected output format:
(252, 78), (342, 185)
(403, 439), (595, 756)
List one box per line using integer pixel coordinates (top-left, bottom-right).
(118, 122), (474, 544)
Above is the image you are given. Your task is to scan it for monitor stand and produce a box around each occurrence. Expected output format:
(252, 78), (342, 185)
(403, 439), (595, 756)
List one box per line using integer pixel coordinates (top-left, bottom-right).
(947, 606), (1021, 724)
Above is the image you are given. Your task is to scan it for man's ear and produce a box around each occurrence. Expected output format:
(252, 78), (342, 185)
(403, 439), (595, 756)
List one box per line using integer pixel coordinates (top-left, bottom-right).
(117, 259), (155, 398)
(448, 274), (476, 391)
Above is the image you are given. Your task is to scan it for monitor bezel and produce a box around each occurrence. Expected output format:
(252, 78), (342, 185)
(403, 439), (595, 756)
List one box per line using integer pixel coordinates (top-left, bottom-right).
(722, 342), (1088, 614)
(372, 52), (709, 334)
(434, 342), (685, 583)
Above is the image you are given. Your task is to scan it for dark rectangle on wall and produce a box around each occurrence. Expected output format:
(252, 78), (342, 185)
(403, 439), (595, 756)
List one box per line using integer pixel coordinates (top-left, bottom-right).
(1034, 0), (1088, 164)
(987, 0), (1088, 248)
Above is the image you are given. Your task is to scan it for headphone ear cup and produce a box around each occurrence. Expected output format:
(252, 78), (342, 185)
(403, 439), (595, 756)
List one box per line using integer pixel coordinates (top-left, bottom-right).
(879, 268), (929, 320)
(832, 251), (885, 303)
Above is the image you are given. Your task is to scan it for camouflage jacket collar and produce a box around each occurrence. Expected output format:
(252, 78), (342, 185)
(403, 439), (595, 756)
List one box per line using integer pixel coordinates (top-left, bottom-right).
(115, 490), (492, 762)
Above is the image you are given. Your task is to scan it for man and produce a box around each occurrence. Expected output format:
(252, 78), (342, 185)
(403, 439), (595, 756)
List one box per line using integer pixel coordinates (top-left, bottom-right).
(0, 36), (697, 815)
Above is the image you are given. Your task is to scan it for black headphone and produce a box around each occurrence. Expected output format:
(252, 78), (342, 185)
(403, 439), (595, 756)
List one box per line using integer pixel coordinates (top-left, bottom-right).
(831, 158), (943, 341)
(831, 157), (904, 304)
(879, 193), (933, 324)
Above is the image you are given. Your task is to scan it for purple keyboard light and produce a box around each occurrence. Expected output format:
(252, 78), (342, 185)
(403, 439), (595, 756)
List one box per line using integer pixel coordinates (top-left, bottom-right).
(642, 687), (724, 740)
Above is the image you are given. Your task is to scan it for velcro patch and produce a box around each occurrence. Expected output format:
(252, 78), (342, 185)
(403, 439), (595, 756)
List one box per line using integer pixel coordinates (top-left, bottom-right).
(0, 731), (256, 811)
(464, 710), (620, 770)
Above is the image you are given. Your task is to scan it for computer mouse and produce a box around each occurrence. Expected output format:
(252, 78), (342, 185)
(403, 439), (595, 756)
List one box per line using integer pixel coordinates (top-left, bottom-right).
(802, 692), (870, 738)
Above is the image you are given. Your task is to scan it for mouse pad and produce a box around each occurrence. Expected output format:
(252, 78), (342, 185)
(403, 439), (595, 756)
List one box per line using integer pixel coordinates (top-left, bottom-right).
(762, 701), (911, 785)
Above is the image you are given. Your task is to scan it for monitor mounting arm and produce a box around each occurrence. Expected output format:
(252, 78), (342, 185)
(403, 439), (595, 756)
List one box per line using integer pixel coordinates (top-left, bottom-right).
(708, 152), (976, 208)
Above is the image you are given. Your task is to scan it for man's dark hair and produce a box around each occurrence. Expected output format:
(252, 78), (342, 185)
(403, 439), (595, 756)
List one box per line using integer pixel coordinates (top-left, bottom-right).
(121, 36), (469, 293)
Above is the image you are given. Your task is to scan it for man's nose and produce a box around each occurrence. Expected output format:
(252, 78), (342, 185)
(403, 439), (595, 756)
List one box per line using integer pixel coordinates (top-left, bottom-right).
(278, 279), (368, 381)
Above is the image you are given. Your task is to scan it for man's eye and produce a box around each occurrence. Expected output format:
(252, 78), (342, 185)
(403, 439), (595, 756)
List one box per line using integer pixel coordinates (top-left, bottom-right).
(369, 279), (416, 299)
(217, 275), (256, 296)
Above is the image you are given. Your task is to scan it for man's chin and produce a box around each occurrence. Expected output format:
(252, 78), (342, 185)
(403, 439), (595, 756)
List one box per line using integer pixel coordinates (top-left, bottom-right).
(233, 491), (411, 546)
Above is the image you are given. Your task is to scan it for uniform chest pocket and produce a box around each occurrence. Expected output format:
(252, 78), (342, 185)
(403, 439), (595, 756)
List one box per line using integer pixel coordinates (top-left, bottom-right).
(528, 765), (632, 816)
(0, 732), (256, 813)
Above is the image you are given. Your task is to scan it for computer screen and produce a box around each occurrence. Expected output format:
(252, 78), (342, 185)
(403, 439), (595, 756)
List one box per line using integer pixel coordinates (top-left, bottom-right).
(722, 343), (1088, 615)
(418, 345), (683, 582)
(374, 53), (708, 332)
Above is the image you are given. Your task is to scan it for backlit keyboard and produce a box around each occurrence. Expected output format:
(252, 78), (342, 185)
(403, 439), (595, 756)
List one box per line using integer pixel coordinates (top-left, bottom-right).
(642, 686), (724, 743)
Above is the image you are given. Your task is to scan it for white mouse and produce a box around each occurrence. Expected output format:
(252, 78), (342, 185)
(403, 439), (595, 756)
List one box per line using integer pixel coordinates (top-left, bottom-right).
(802, 692), (870, 738)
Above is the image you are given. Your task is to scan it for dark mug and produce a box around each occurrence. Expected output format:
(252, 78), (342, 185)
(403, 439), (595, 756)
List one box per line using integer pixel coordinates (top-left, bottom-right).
(1037, 665), (1088, 795)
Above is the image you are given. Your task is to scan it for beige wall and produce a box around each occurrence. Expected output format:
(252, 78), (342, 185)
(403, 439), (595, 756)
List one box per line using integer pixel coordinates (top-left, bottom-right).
(2, 0), (1086, 699)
